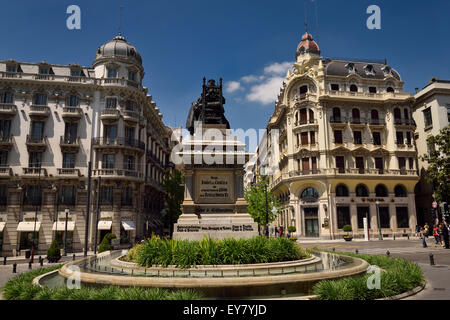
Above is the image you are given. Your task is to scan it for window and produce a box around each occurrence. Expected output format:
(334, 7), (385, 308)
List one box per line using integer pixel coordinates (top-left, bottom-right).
(332, 108), (341, 122)
(68, 95), (78, 107)
(125, 126), (135, 145)
(309, 109), (315, 123)
(369, 87), (377, 94)
(423, 108), (432, 128)
(365, 65), (374, 75)
(394, 185), (407, 197)
(106, 97), (117, 109)
(396, 131), (404, 145)
(375, 157), (384, 174)
(58, 185), (76, 206)
(6, 65), (17, 73)
(372, 132), (381, 145)
(337, 206), (351, 229)
(386, 87), (394, 93)
(370, 109), (380, 124)
(302, 158), (309, 173)
(354, 131), (362, 145)
(1, 91), (13, 103)
(100, 186), (114, 205)
(0, 120), (11, 140)
(63, 153), (76, 169)
(29, 152), (42, 168)
(398, 157), (406, 174)
(33, 93), (47, 105)
(102, 154), (115, 169)
(336, 156), (345, 173)
(124, 155), (136, 171)
(394, 108), (402, 123)
(403, 108), (410, 120)
(408, 158), (414, 170)
(396, 207), (409, 228)
(375, 184), (388, 197)
(309, 131), (315, 144)
(346, 63), (355, 73)
(336, 184), (349, 197)
(355, 156), (364, 173)
(350, 84), (358, 92)
(30, 121), (44, 140)
(70, 69), (81, 77)
(0, 185), (7, 206)
(334, 130), (343, 144)
(126, 100), (135, 111)
(379, 207), (390, 228)
(352, 108), (360, 123)
(103, 125), (117, 140)
(121, 187), (133, 206)
(357, 207), (370, 228)
(356, 184), (369, 197)
(300, 187), (319, 201)
(331, 84), (339, 91)
(0, 151), (8, 166)
(406, 132), (412, 145)
(299, 85), (308, 95)
(311, 157), (317, 173)
(23, 185), (42, 206)
(64, 122), (78, 143)
(39, 68), (49, 74)
(301, 132), (308, 145)
(128, 71), (136, 82)
(107, 68), (117, 78)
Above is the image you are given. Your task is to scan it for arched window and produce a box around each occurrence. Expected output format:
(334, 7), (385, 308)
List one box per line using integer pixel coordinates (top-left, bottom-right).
(375, 184), (388, 197)
(299, 85), (308, 95)
(301, 187), (319, 202)
(355, 184), (369, 197)
(299, 108), (307, 124)
(352, 108), (360, 123)
(336, 184), (349, 197)
(394, 185), (407, 197)
(350, 84), (358, 92)
(371, 109), (379, 123)
(387, 87), (394, 93)
(332, 107), (341, 122)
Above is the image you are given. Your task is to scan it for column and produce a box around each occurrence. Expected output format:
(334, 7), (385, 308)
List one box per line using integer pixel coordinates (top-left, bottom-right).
(350, 202), (358, 237)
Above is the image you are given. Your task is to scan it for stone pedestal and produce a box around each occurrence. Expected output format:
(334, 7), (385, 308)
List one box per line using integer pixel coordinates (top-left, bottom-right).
(173, 124), (258, 240)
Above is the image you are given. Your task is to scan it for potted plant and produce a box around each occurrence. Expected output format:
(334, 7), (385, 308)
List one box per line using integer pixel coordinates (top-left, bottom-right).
(46, 240), (61, 263)
(343, 224), (353, 241)
(287, 226), (297, 241)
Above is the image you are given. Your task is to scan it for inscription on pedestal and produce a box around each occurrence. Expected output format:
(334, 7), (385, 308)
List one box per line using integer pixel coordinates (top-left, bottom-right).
(176, 224), (255, 233)
(196, 173), (233, 203)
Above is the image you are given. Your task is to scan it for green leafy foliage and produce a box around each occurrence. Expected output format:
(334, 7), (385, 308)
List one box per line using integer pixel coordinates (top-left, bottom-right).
(161, 170), (185, 236)
(313, 251), (425, 300)
(244, 175), (280, 226)
(126, 235), (309, 268)
(420, 124), (450, 203)
(98, 233), (116, 253)
(1, 264), (201, 300)
(342, 225), (352, 233)
(46, 240), (61, 262)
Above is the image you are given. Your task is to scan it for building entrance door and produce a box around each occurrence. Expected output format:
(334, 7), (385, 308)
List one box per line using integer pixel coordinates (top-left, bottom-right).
(304, 207), (319, 237)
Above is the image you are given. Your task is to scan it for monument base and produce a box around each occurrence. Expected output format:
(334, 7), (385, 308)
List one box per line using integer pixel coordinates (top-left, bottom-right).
(173, 213), (258, 241)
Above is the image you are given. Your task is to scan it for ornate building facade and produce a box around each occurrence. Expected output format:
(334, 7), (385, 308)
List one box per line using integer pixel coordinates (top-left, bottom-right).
(0, 33), (171, 256)
(264, 32), (419, 239)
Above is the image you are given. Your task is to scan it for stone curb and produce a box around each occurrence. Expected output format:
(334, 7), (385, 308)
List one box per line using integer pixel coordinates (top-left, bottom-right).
(375, 283), (426, 300)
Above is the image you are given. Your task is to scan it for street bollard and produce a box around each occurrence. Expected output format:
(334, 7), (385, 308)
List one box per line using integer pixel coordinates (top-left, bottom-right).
(393, 235), (396, 240)
(73, 254), (76, 261)
(407, 234), (410, 240)
(332, 248), (335, 252)
(429, 253), (435, 266)
(12, 263), (17, 273)
(3, 256), (6, 265)
(386, 250), (390, 257)
(39, 257), (43, 267)
(28, 261), (32, 269)
(355, 249), (359, 254)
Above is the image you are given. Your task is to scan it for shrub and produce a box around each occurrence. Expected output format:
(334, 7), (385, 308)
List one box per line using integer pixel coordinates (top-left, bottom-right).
(46, 240), (61, 263)
(288, 226), (296, 233)
(342, 225), (352, 233)
(126, 235), (309, 268)
(98, 233), (116, 253)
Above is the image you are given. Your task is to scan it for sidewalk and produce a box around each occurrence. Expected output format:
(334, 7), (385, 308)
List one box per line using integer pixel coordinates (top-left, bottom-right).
(404, 263), (450, 300)
(296, 236), (419, 244)
(0, 251), (95, 265)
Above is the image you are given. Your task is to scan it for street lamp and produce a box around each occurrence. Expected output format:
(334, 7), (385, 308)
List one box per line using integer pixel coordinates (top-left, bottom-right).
(375, 200), (383, 240)
(30, 162), (42, 263)
(63, 209), (69, 256)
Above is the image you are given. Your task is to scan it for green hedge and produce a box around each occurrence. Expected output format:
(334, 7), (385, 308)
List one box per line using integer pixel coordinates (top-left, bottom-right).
(1, 265), (201, 300)
(98, 233), (116, 253)
(124, 236), (309, 268)
(312, 251), (425, 300)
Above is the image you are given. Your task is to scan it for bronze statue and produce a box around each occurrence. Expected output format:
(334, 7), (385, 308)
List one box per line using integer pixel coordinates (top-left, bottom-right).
(186, 77), (230, 134)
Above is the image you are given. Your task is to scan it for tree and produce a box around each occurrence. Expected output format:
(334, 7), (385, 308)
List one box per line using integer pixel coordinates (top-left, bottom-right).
(421, 125), (450, 204)
(244, 175), (280, 227)
(161, 170), (184, 237)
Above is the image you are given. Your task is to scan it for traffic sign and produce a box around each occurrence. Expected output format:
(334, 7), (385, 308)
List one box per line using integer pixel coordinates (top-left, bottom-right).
(432, 201), (437, 209)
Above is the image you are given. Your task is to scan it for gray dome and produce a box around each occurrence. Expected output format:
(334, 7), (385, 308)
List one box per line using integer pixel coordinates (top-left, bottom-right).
(95, 33), (142, 65)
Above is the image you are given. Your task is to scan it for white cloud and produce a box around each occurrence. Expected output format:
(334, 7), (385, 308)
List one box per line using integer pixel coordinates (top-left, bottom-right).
(225, 81), (241, 93)
(263, 61), (292, 75)
(240, 75), (265, 83)
(246, 76), (284, 105)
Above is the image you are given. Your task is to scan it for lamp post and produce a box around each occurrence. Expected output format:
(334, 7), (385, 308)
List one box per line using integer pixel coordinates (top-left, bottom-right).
(30, 163), (42, 263)
(63, 209), (69, 256)
(376, 200), (383, 240)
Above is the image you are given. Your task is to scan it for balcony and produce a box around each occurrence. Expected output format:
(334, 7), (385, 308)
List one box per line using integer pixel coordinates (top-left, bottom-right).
(321, 90), (412, 102)
(0, 166), (12, 177)
(0, 136), (14, 150)
(289, 169), (321, 177)
(93, 168), (144, 181)
(29, 105), (50, 119)
(349, 117), (367, 128)
(60, 136), (80, 153)
(100, 108), (120, 122)
(123, 109), (140, 124)
(324, 168), (417, 177)
(394, 118), (416, 129)
(294, 119), (318, 130)
(0, 103), (17, 118)
(61, 107), (82, 121)
(329, 116), (347, 128)
(33, 74), (55, 81)
(23, 167), (47, 177)
(100, 78), (142, 90)
(57, 168), (81, 177)
(92, 137), (145, 153)
(368, 118), (386, 128)
(26, 135), (47, 152)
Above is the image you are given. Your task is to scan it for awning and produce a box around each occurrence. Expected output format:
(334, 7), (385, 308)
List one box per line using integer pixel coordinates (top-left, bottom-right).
(0, 222), (5, 232)
(17, 222), (41, 232)
(52, 221), (75, 231)
(121, 220), (136, 231)
(98, 220), (112, 230)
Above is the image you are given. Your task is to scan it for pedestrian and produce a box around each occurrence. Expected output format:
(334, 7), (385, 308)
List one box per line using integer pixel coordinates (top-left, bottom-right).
(433, 224), (440, 245)
(424, 223), (430, 238)
(415, 225), (420, 237)
(274, 226), (278, 237)
(420, 227), (427, 248)
(442, 222), (450, 249)
(439, 223), (445, 247)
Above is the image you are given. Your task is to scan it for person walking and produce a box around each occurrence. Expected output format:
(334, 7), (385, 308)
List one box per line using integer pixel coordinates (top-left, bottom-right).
(439, 223), (445, 247)
(420, 227), (428, 248)
(424, 223), (430, 238)
(433, 224), (440, 245)
(442, 222), (450, 249)
(415, 225), (420, 237)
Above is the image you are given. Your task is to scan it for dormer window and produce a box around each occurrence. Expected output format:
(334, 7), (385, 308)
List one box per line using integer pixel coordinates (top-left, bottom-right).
(71, 69), (81, 77)
(6, 65), (17, 73)
(345, 63), (355, 73)
(369, 87), (377, 94)
(364, 64), (375, 75)
(350, 84), (358, 92)
(386, 87), (394, 93)
(382, 66), (392, 77)
(331, 84), (339, 91)
(107, 68), (117, 78)
(39, 67), (50, 75)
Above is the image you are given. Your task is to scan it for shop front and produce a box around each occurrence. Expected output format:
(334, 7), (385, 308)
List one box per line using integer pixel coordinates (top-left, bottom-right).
(17, 221), (41, 252)
(52, 220), (75, 252)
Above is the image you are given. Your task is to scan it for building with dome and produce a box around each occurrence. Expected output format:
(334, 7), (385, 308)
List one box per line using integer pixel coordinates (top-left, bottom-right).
(0, 34), (172, 256)
(262, 32), (419, 239)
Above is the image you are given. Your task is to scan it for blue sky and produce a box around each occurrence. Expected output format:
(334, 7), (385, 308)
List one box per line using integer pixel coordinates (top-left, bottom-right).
(1, 0), (449, 132)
